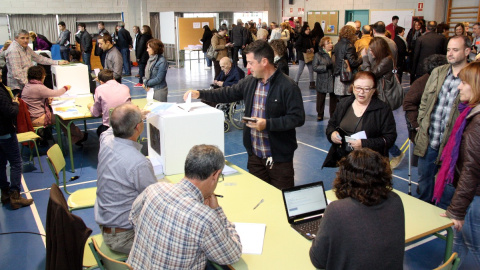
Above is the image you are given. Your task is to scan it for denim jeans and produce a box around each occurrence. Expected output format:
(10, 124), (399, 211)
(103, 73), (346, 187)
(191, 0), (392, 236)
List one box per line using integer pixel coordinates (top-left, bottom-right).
(204, 52), (212, 67)
(120, 48), (131, 75)
(82, 52), (91, 74)
(436, 183), (456, 210)
(0, 133), (22, 192)
(417, 145), (439, 202)
(453, 195), (480, 267)
(294, 60), (314, 83)
(60, 48), (70, 61)
(389, 144), (402, 157)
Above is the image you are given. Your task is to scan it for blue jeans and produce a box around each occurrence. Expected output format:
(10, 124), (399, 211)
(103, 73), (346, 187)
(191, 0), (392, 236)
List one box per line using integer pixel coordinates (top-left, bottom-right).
(0, 133), (22, 192)
(417, 145), (439, 202)
(82, 52), (91, 74)
(436, 183), (456, 210)
(453, 195), (480, 267)
(204, 52), (212, 67)
(120, 48), (131, 75)
(60, 48), (70, 61)
(389, 144), (402, 157)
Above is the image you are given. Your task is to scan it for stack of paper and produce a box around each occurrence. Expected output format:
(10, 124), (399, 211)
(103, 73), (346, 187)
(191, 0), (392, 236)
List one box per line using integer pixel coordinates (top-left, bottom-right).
(222, 165), (238, 176)
(234, 223), (266, 255)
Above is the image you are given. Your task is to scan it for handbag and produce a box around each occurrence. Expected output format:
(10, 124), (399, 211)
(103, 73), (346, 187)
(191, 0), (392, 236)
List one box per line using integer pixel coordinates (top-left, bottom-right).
(303, 52), (314, 63)
(206, 44), (218, 60)
(340, 59), (353, 82)
(377, 72), (404, 111)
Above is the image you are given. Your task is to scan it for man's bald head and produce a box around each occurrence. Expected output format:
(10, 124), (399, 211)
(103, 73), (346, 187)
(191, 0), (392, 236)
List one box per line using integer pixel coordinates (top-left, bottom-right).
(362, 25), (371, 35)
(110, 103), (142, 139)
(220, 57), (231, 67)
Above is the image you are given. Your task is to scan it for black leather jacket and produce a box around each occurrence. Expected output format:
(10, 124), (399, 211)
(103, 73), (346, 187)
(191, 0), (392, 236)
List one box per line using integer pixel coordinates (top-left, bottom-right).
(0, 83), (18, 136)
(333, 37), (362, 76)
(199, 69), (305, 162)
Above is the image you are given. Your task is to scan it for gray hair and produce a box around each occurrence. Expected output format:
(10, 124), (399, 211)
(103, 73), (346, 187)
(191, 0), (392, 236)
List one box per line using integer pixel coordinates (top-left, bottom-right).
(184, 145), (225, 181)
(14, 29), (29, 39)
(110, 103), (141, 139)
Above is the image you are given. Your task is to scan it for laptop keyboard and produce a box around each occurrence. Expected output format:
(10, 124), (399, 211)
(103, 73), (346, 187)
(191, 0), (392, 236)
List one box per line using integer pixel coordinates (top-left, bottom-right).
(293, 217), (322, 239)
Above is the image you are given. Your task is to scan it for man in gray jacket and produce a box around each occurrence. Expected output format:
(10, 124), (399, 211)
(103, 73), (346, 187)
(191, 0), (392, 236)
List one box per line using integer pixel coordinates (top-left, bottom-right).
(98, 33), (123, 83)
(56, 21), (70, 61)
(231, 19), (247, 67)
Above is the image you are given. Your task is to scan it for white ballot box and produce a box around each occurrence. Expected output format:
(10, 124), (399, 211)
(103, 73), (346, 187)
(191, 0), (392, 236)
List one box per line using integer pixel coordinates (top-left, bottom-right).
(51, 63), (90, 96)
(147, 102), (225, 175)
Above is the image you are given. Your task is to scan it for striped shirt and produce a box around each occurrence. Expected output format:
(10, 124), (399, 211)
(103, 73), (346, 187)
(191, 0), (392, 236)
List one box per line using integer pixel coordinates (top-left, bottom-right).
(250, 80), (271, 158)
(428, 67), (460, 150)
(128, 179), (242, 270)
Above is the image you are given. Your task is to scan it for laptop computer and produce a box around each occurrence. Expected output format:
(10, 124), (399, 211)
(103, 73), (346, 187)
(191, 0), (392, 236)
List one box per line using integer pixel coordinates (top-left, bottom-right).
(282, 181), (328, 240)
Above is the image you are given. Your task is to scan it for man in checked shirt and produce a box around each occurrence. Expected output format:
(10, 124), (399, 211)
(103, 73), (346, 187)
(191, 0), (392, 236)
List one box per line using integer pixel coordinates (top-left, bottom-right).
(184, 40), (305, 190)
(414, 35), (471, 207)
(6, 29), (68, 96)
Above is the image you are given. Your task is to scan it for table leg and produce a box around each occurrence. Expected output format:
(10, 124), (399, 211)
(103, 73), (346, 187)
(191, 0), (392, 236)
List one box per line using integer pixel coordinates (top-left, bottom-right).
(444, 227), (454, 262)
(66, 121), (75, 173)
(55, 115), (63, 151)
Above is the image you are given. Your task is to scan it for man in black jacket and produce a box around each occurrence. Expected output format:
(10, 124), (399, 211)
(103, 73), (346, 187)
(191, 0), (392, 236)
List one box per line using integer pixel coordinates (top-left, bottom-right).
(94, 21), (109, 68)
(75, 23), (93, 73)
(116, 22), (133, 76)
(231, 19), (247, 67)
(412, 21), (447, 82)
(0, 74), (34, 209)
(184, 40), (305, 189)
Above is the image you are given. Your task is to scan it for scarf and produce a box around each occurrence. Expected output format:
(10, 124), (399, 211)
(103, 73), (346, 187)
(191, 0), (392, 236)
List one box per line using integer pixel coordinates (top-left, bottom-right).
(144, 54), (158, 81)
(432, 102), (472, 204)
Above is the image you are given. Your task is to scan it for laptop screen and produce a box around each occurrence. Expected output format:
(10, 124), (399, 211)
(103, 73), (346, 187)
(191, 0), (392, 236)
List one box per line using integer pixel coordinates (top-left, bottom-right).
(282, 182), (328, 222)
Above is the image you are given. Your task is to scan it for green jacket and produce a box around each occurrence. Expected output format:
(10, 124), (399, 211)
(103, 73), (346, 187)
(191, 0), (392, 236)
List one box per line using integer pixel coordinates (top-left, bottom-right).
(414, 64), (460, 162)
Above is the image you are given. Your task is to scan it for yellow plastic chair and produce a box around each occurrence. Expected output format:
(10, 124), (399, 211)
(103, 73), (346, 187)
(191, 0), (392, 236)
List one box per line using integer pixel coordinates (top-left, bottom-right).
(17, 131), (43, 172)
(46, 144), (97, 211)
(434, 252), (461, 270)
(88, 234), (130, 270)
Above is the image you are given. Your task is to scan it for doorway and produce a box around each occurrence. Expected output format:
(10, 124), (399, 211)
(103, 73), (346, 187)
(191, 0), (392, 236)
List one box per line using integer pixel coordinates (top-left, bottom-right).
(345, 10), (369, 27)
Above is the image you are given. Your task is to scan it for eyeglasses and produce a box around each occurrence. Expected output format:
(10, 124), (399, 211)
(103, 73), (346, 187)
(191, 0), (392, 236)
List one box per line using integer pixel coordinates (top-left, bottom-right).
(353, 86), (375, 93)
(218, 174), (224, 183)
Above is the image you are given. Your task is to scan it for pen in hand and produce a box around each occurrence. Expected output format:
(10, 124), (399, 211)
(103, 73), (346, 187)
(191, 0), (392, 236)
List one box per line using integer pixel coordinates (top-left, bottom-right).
(214, 194), (223, 198)
(253, 199), (264, 210)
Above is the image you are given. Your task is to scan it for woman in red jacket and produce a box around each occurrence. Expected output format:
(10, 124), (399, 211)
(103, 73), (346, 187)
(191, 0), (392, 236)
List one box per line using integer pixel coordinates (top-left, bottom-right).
(436, 62), (480, 266)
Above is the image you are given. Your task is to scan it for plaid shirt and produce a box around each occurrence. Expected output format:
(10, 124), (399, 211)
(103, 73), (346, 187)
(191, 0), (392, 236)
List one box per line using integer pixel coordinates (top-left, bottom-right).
(128, 179), (242, 270)
(428, 67), (460, 150)
(250, 80), (271, 158)
(5, 41), (58, 90)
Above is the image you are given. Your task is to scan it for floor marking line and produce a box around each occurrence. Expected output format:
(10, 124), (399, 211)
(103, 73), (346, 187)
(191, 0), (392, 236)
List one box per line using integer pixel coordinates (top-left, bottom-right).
(225, 152), (247, 158)
(26, 179), (98, 194)
(405, 231), (447, 251)
(21, 176), (46, 247)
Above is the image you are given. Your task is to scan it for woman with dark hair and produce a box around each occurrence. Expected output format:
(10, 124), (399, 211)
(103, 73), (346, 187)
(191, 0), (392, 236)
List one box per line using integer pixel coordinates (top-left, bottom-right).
(21, 66), (87, 145)
(436, 62), (480, 266)
(311, 148), (405, 269)
(454, 23), (466, 37)
(313, 36), (336, 121)
(323, 71), (396, 167)
(211, 25), (233, 79)
(407, 20), (424, 84)
(201, 25), (213, 70)
(333, 25), (362, 99)
(269, 39), (289, 75)
(393, 26), (408, 83)
(143, 39), (168, 102)
(311, 22), (325, 53)
(112, 25), (120, 46)
(294, 25), (315, 89)
(135, 25), (153, 86)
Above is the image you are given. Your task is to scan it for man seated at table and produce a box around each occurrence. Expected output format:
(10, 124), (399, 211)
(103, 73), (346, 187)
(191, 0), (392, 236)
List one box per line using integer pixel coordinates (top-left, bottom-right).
(87, 69), (131, 137)
(94, 103), (156, 254)
(128, 144), (242, 269)
(212, 57), (245, 88)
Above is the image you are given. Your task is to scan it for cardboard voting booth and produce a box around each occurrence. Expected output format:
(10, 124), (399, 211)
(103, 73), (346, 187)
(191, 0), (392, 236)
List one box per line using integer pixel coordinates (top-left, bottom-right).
(51, 63), (90, 96)
(147, 102), (225, 175)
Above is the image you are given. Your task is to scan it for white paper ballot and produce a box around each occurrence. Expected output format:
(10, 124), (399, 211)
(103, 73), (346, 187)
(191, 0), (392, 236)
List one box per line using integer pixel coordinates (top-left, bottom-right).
(222, 165), (238, 175)
(146, 88), (154, 100)
(94, 68), (100, 77)
(234, 223), (266, 255)
(178, 92), (193, 112)
(345, 131), (367, 142)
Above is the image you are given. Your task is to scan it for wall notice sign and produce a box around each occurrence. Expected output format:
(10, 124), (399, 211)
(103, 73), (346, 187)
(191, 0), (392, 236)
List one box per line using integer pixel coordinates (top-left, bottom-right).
(290, 8), (293, 13)
(418, 2), (424, 11)
(193, 22), (201, 29)
(201, 22), (209, 28)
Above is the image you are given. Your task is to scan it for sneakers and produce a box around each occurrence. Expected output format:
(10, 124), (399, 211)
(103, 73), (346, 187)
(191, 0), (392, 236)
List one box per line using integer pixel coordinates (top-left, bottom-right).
(204, 67), (212, 70)
(390, 152), (405, 169)
(10, 190), (33, 210)
(1, 187), (10, 204)
(134, 83), (143, 87)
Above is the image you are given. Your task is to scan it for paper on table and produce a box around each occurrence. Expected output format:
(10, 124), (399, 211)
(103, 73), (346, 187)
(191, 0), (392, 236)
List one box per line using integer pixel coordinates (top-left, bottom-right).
(222, 164), (238, 175)
(234, 223), (266, 255)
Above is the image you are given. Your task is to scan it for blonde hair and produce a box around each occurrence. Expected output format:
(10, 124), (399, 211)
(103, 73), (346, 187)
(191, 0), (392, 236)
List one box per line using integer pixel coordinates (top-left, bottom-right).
(458, 62), (480, 106)
(3, 40), (12, 50)
(29, 31), (37, 40)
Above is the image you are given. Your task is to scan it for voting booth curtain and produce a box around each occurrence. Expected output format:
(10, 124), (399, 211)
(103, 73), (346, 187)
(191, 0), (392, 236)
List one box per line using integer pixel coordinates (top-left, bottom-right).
(9, 14), (58, 43)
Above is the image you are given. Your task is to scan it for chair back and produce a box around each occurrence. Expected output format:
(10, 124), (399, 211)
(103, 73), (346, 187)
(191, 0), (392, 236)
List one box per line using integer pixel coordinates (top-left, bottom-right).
(46, 144), (66, 183)
(91, 237), (132, 270)
(434, 252), (461, 270)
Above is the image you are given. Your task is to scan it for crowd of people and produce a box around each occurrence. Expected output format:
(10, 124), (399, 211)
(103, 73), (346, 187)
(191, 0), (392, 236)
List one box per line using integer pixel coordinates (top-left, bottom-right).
(1, 15), (480, 269)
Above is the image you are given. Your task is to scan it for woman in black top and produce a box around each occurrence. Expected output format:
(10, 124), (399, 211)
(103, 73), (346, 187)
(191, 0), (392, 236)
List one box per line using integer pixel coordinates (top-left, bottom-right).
(311, 22), (325, 53)
(201, 25), (213, 70)
(393, 26), (408, 83)
(294, 25), (315, 89)
(323, 71), (396, 168)
(270, 39), (289, 75)
(312, 36), (336, 121)
(136, 25), (153, 85)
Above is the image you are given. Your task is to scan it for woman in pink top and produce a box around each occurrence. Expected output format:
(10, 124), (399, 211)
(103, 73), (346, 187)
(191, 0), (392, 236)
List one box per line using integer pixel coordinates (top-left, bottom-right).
(21, 66), (87, 145)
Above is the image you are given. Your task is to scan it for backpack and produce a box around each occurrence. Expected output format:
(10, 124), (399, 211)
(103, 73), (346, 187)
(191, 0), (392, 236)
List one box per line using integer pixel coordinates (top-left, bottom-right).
(206, 44), (218, 60)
